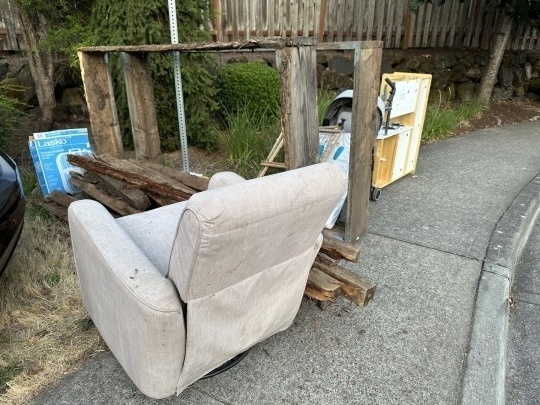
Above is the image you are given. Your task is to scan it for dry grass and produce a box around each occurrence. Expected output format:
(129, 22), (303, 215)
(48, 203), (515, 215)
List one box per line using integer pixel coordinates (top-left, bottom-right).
(0, 213), (105, 405)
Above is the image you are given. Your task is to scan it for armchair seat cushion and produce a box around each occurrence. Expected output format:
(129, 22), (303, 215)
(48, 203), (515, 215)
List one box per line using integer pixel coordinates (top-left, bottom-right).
(117, 201), (187, 276)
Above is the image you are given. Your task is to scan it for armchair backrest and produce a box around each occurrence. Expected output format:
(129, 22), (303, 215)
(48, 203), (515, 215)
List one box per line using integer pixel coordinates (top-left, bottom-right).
(167, 162), (347, 301)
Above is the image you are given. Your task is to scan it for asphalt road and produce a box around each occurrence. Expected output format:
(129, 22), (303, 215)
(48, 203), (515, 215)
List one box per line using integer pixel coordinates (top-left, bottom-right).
(507, 220), (540, 404)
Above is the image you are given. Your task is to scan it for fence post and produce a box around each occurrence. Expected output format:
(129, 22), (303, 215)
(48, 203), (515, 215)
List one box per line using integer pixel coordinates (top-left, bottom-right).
(78, 51), (124, 158)
(122, 52), (161, 161)
(345, 41), (383, 243)
(278, 38), (318, 169)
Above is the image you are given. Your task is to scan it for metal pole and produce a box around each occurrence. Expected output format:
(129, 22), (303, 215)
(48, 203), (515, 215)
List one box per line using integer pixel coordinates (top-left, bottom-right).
(168, 0), (190, 172)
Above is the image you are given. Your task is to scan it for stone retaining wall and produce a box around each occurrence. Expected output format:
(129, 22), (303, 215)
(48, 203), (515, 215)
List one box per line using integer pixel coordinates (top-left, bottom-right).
(317, 48), (540, 103)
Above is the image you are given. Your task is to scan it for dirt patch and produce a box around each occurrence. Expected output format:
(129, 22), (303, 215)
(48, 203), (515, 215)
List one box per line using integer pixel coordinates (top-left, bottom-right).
(451, 99), (540, 136)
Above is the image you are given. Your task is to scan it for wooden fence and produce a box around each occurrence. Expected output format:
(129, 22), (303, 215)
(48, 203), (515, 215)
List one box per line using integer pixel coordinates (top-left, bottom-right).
(2, 0), (538, 51)
(212, 0), (540, 50)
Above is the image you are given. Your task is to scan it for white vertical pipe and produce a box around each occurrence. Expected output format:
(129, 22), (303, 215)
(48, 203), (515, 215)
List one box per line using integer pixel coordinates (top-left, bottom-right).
(168, 0), (190, 172)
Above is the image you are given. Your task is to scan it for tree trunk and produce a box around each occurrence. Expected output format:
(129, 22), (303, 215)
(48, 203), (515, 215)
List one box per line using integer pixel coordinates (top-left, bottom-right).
(477, 13), (514, 106)
(17, 8), (56, 131)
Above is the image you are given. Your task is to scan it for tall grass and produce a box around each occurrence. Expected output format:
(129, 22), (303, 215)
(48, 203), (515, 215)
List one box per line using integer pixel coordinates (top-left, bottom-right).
(220, 89), (338, 178)
(422, 97), (485, 142)
(221, 105), (280, 179)
(317, 89), (337, 125)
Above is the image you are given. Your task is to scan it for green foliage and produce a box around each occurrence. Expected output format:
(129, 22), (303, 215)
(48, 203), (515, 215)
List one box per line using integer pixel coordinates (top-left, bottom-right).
(90, 0), (219, 151)
(0, 363), (21, 394)
(15, 0), (93, 66)
(43, 272), (61, 286)
(221, 105), (280, 179)
(422, 98), (485, 142)
(317, 89), (337, 125)
(215, 62), (281, 127)
(0, 90), (25, 148)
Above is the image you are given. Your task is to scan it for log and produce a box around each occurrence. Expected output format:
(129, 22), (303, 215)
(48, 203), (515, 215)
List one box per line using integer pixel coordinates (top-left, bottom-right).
(69, 175), (141, 216)
(98, 155), (198, 197)
(135, 160), (209, 191)
(46, 190), (80, 208)
(145, 191), (181, 208)
(67, 154), (192, 202)
(39, 202), (68, 222)
(321, 228), (360, 262)
(84, 172), (151, 211)
(305, 267), (343, 302)
(313, 256), (376, 307)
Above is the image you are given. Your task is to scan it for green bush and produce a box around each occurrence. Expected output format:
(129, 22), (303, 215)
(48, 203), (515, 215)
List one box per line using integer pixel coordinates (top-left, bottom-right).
(0, 91), (24, 148)
(215, 62), (281, 127)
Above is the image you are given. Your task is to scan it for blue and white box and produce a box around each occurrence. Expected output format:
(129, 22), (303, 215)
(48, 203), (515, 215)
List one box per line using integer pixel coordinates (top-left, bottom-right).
(28, 128), (94, 196)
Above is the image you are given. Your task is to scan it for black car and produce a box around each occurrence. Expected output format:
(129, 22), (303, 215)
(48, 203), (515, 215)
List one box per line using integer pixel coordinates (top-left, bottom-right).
(0, 149), (25, 277)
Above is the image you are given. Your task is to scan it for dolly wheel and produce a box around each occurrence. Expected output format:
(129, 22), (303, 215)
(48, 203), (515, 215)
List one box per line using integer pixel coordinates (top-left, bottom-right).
(370, 187), (381, 201)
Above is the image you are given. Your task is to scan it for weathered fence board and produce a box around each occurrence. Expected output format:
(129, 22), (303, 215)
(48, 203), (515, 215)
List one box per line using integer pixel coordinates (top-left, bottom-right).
(208, 0), (538, 51)
(78, 51), (123, 157)
(122, 52), (160, 161)
(2, 0), (538, 51)
(345, 41), (383, 243)
(277, 38), (318, 169)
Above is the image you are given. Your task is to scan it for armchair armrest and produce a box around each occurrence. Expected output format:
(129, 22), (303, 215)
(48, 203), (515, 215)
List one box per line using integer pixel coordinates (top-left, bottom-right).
(208, 171), (246, 189)
(68, 199), (185, 399)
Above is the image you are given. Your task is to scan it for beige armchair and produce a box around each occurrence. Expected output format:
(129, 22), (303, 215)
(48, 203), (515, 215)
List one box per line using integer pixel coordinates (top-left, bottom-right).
(68, 163), (347, 399)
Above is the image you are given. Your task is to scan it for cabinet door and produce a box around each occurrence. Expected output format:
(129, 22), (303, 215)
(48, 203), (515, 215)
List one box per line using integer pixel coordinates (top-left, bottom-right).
(391, 129), (412, 181)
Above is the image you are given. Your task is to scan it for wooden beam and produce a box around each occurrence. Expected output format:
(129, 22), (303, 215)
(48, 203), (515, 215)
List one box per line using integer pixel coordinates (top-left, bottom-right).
(69, 175), (140, 216)
(344, 41), (383, 243)
(321, 228), (360, 262)
(122, 52), (161, 161)
(78, 51), (123, 157)
(314, 257), (376, 307)
(46, 190), (80, 208)
(305, 267), (343, 302)
(260, 161), (287, 169)
(279, 42), (318, 169)
(84, 172), (151, 211)
(67, 154), (193, 202)
(79, 38), (316, 54)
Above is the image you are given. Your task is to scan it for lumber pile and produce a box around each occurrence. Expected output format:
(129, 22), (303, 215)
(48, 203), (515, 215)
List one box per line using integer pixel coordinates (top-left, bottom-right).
(40, 153), (375, 308)
(40, 154), (208, 220)
(305, 227), (375, 307)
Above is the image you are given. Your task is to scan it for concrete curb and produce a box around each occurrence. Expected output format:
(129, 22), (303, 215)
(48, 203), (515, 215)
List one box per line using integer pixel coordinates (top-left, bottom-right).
(461, 173), (540, 405)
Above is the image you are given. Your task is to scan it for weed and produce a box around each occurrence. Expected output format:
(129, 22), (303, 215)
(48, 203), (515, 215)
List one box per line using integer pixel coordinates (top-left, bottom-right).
(43, 273), (61, 286)
(75, 318), (94, 332)
(422, 94), (485, 142)
(0, 363), (21, 394)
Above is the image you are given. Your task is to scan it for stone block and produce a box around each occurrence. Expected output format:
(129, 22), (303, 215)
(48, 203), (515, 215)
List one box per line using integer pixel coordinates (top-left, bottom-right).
(497, 67), (514, 87)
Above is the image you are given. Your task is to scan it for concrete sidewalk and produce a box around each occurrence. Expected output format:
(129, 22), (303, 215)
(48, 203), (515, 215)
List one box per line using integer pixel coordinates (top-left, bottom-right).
(34, 121), (540, 405)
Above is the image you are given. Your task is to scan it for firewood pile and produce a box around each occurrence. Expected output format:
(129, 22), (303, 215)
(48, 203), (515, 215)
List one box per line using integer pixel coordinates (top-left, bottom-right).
(41, 154), (375, 308)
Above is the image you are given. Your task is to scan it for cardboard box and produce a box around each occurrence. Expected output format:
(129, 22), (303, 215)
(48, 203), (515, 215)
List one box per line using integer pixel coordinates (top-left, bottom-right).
(28, 128), (93, 196)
